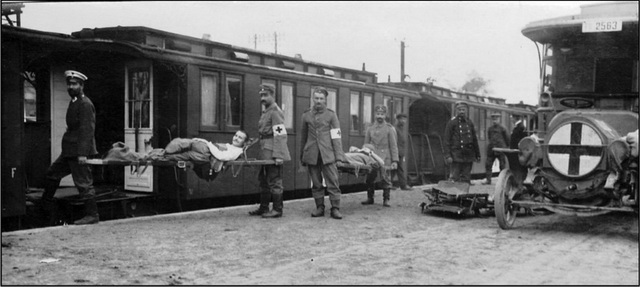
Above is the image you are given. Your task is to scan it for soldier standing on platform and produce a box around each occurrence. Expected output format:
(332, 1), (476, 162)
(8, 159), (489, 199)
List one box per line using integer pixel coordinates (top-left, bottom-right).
(443, 101), (480, 183)
(300, 87), (347, 219)
(42, 70), (100, 225)
(483, 112), (509, 185)
(361, 105), (399, 207)
(510, 114), (527, 149)
(392, 113), (412, 190)
(249, 84), (291, 218)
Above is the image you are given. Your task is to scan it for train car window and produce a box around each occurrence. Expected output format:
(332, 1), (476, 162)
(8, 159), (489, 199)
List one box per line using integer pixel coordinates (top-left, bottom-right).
(363, 93), (373, 128)
(200, 72), (219, 128)
(128, 67), (151, 129)
(350, 91), (361, 133)
(23, 71), (37, 122)
(327, 88), (337, 112)
(225, 76), (242, 128)
(308, 66), (317, 74)
(281, 82), (295, 130)
(344, 73), (352, 80)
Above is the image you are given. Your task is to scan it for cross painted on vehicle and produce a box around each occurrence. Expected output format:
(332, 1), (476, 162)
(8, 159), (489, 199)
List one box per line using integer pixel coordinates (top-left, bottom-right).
(547, 122), (603, 176)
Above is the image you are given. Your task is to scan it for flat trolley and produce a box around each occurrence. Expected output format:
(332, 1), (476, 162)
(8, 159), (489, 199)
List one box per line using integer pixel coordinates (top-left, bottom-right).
(420, 180), (492, 216)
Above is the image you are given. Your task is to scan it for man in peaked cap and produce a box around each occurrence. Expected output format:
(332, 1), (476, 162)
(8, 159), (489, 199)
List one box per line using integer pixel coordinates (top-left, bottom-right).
(443, 101), (480, 184)
(392, 113), (412, 190)
(483, 112), (509, 185)
(249, 84), (291, 218)
(362, 104), (399, 207)
(300, 86), (347, 219)
(42, 70), (100, 225)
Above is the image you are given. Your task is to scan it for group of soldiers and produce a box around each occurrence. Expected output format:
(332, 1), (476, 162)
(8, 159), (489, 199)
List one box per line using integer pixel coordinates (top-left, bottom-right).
(251, 85), (412, 220)
(41, 71), (526, 225)
(444, 101), (527, 185)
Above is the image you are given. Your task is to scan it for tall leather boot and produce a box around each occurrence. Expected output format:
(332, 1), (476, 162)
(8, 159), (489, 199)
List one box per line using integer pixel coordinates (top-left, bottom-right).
(330, 199), (342, 219)
(74, 198), (99, 225)
(249, 191), (271, 216)
(361, 188), (375, 205)
(262, 193), (283, 218)
(311, 197), (325, 217)
(41, 198), (59, 227)
(382, 189), (391, 207)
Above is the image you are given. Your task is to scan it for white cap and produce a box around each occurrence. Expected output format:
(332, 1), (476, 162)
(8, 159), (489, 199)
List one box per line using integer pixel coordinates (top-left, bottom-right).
(64, 70), (88, 81)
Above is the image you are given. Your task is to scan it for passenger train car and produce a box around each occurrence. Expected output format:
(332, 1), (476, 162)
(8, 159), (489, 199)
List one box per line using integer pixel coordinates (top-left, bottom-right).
(2, 23), (422, 229)
(382, 81), (536, 184)
(494, 1), (639, 229)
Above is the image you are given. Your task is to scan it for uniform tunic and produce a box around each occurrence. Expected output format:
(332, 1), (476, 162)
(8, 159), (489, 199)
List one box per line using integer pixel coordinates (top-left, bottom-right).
(45, 94), (98, 203)
(510, 120), (527, 149)
(364, 122), (399, 190)
(300, 106), (345, 200)
(257, 103), (290, 196)
(443, 115), (480, 163)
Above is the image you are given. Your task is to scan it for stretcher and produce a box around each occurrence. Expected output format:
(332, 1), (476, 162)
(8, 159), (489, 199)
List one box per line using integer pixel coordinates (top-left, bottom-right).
(335, 162), (396, 177)
(420, 180), (493, 216)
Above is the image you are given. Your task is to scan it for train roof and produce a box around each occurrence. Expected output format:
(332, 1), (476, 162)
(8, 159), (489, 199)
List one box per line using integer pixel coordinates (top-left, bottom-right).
(1, 24), (420, 99)
(522, 1), (638, 43)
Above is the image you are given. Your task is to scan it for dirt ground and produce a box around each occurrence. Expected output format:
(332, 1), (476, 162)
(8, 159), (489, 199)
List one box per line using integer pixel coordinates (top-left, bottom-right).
(2, 181), (638, 285)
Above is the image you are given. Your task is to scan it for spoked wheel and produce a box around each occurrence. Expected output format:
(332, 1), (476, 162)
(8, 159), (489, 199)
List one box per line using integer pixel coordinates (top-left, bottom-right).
(495, 169), (519, 229)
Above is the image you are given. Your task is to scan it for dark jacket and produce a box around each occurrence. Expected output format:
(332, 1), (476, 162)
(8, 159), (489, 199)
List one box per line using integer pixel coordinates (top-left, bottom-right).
(510, 120), (527, 149)
(394, 123), (406, 157)
(486, 123), (509, 149)
(443, 115), (480, 163)
(61, 95), (97, 157)
(300, 107), (346, 165)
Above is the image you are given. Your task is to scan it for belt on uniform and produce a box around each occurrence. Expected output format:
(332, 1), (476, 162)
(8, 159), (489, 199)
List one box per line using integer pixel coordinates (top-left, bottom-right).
(259, 134), (273, 139)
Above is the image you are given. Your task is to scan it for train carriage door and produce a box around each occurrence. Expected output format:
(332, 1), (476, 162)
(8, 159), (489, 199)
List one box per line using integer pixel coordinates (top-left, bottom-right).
(124, 61), (154, 192)
(50, 66), (75, 186)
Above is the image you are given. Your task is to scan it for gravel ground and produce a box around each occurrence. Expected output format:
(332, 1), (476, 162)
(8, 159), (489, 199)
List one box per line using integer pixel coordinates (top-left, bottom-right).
(2, 180), (638, 285)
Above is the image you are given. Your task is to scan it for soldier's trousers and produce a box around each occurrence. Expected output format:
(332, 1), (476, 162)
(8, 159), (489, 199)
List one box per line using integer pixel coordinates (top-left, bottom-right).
(258, 164), (284, 195)
(43, 155), (98, 217)
(484, 147), (506, 180)
(308, 160), (341, 201)
(450, 162), (473, 183)
(392, 156), (408, 187)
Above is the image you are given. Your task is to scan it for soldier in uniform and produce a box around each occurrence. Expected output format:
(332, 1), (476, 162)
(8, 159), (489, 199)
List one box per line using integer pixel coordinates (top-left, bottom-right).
(361, 105), (399, 207)
(483, 112), (509, 185)
(443, 101), (480, 183)
(300, 87), (347, 219)
(510, 114), (527, 149)
(42, 70), (100, 225)
(392, 113), (412, 190)
(249, 84), (291, 218)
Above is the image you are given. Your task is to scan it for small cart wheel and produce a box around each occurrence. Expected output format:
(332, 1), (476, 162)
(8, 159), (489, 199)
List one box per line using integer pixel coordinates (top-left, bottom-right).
(495, 169), (518, 229)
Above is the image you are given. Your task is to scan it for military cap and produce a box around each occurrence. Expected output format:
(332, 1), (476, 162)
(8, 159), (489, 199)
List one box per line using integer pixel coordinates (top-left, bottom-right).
(313, 87), (328, 96)
(374, 105), (388, 113)
(454, 101), (468, 108)
(65, 70), (88, 82)
(490, 112), (502, 118)
(396, 113), (407, 119)
(259, 84), (275, 96)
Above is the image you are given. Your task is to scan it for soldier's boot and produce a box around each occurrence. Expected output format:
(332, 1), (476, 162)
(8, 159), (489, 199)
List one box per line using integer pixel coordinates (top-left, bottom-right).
(74, 198), (99, 225)
(262, 193), (283, 218)
(249, 192), (271, 216)
(40, 198), (59, 227)
(311, 197), (325, 217)
(330, 199), (343, 220)
(482, 171), (492, 185)
(361, 189), (375, 205)
(382, 189), (391, 207)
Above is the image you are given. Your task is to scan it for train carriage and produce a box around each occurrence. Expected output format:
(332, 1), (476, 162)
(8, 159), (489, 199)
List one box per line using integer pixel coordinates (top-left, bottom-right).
(494, 1), (639, 229)
(2, 24), (421, 228)
(382, 81), (536, 184)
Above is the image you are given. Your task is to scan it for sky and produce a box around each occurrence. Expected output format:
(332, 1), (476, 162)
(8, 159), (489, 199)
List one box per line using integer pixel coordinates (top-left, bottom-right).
(14, 1), (606, 105)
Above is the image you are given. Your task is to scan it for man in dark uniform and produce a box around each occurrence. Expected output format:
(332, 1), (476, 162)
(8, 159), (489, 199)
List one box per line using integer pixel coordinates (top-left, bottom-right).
(42, 70), (99, 225)
(443, 101), (480, 183)
(392, 113), (411, 190)
(249, 84), (291, 218)
(483, 112), (509, 185)
(361, 105), (399, 207)
(300, 87), (347, 219)
(510, 114), (527, 149)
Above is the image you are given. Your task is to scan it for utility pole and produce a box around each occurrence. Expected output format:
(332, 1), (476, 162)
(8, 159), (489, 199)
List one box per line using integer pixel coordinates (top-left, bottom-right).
(274, 32), (278, 54)
(254, 34), (257, 49)
(401, 41), (405, 83)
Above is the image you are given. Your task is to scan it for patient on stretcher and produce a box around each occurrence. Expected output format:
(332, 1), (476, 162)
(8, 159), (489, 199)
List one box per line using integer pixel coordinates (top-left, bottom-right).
(344, 144), (385, 168)
(162, 130), (248, 162)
